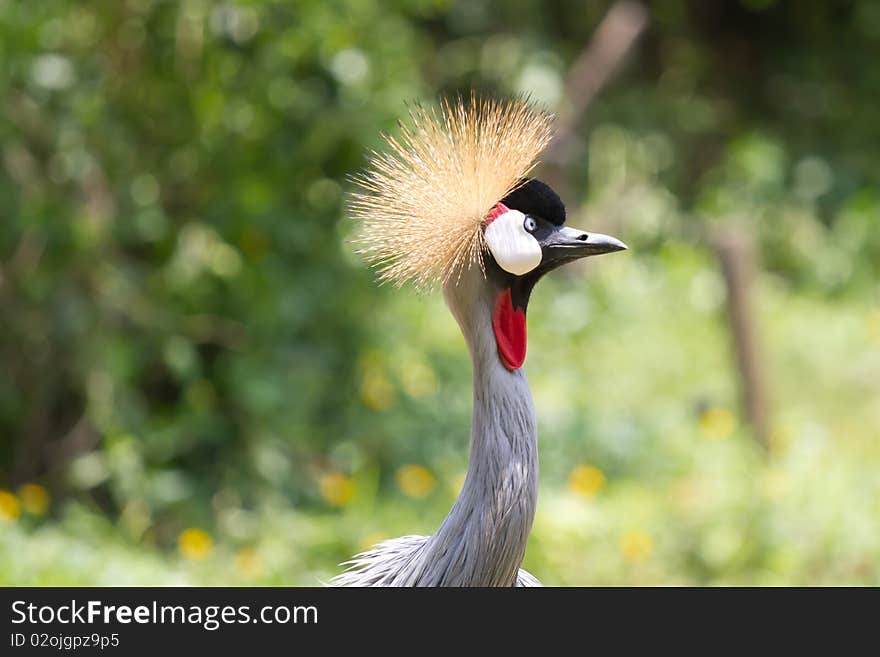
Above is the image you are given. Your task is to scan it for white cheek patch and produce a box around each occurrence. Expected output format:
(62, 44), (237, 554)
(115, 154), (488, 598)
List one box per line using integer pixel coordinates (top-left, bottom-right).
(484, 208), (542, 276)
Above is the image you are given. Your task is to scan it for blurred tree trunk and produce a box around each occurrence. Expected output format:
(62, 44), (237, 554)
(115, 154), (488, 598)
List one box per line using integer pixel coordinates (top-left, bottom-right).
(543, 1), (648, 197)
(712, 226), (771, 449)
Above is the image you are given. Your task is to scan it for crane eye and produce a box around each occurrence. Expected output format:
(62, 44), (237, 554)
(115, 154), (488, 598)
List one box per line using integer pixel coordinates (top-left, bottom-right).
(523, 216), (537, 233)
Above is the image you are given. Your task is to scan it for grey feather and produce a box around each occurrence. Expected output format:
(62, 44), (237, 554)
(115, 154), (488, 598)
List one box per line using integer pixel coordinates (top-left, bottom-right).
(332, 535), (541, 586)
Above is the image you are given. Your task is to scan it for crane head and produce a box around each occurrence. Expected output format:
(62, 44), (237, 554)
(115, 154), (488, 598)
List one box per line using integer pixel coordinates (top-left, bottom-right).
(351, 95), (626, 372)
(483, 178), (626, 370)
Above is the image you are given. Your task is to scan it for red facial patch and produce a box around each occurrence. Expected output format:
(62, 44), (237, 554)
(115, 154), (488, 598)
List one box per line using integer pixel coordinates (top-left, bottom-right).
(485, 202), (510, 226)
(492, 288), (527, 371)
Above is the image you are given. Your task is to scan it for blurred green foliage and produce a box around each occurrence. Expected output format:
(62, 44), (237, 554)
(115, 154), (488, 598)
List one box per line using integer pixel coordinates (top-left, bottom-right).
(1, 0), (878, 585)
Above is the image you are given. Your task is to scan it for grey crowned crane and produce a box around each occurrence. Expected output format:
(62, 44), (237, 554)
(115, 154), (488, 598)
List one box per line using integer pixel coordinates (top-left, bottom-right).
(333, 96), (627, 586)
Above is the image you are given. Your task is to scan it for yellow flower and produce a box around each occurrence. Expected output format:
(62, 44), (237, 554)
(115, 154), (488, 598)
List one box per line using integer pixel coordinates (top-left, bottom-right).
(620, 530), (654, 563)
(396, 464), (436, 499)
(0, 490), (20, 522)
(178, 528), (213, 560)
(699, 407), (736, 440)
(18, 483), (50, 515)
(319, 472), (355, 507)
(360, 371), (397, 410)
(568, 464), (606, 498)
(234, 548), (264, 579)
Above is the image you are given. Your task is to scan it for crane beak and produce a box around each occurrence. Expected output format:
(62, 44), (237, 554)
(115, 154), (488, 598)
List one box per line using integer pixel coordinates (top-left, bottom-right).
(540, 226), (627, 266)
(501, 224), (628, 318)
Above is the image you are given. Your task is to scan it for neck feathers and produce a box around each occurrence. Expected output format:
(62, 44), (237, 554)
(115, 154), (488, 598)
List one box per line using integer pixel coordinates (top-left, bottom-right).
(414, 267), (539, 585)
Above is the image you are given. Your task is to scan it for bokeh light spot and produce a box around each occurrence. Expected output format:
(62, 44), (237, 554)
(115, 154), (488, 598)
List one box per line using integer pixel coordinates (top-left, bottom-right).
(319, 472), (355, 508)
(620, 530), (654, 563)
(568, 464), (606, 498)
(360, 371), (396, 411)
(0, 490), (21, 522)
(396, 465), (436, 499)
(699, 407), (736, 441)
(178, 528), (213, 560)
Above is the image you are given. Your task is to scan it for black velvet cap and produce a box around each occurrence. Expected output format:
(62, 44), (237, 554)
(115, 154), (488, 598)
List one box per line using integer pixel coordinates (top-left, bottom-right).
(501, 178), (566, 226)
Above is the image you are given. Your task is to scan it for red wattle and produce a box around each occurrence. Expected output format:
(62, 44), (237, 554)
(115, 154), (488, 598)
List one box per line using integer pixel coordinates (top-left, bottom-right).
(492, 288), (527, 371)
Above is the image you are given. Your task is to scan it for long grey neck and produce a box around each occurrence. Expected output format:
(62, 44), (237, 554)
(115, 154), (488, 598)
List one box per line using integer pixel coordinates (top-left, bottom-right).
(414, 269), (538, 586)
